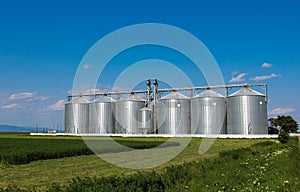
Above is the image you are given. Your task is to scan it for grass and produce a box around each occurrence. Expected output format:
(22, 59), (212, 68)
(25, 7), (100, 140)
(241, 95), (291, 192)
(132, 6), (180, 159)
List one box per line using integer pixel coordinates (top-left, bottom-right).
(0, 135), (178, 165)
(0, 134), (289, 191)
(46, 138), (300, 192)
(187, 138), (300, 191)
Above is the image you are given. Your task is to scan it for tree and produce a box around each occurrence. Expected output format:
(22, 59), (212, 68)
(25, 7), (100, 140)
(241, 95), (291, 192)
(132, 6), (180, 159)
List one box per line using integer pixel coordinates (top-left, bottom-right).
(276, 115), (299, 133)
(278, 130), (289, 143)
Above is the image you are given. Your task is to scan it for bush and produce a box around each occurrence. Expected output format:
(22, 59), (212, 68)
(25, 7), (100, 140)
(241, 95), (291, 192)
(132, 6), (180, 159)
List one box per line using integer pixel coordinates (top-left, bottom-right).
(278, 130), (289, 143)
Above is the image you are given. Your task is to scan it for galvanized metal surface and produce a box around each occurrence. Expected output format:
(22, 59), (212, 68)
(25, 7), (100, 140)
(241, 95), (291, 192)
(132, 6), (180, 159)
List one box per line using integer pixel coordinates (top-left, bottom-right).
(69, 83), (267, 98)
(88, 96), (115, 134)
(115, 94), (145, 134)
(227, 88), (267, 134)
(157, 92), (190, 134)
(64, 97), (90, 134)
(138, 107), (153, 134)
(65, 85), (269, 135)
(230, 87), (265, 96)
(191, 90), (227, 134)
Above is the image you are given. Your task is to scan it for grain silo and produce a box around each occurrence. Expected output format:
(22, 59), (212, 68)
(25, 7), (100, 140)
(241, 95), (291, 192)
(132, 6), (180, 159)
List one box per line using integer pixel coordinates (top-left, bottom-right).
(115, 93), (145, 134)
(88, 96), (116, 134)
(64, 97), (90, 134)
(138, 107), (153, 134)
(191, 89), (227, 134)
(227, 87), (267, 134)
(157, 92), (190, 134)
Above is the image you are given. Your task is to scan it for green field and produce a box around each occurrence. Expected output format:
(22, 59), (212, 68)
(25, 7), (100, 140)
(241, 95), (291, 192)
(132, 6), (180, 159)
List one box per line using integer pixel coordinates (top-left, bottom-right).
(0, 134), (179, 165)
(0, 134), (299, 191)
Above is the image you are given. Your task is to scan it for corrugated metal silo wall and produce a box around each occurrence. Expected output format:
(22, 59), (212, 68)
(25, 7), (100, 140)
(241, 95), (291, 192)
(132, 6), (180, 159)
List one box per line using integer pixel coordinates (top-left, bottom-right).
(191, 97), (227, 134)
(227, 95), (267, 134)
(64, 104), (74, 133)
(157, 99), (190, 134)
(138, 109), (153, 133)
(115, 101), (145, 134)
(64, 103), (89, 134)
(89, 102), (115, 134)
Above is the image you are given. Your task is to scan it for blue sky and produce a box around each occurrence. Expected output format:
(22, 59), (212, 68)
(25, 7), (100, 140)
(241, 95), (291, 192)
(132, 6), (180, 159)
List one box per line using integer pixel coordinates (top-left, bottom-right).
(0, 0), (299, 127)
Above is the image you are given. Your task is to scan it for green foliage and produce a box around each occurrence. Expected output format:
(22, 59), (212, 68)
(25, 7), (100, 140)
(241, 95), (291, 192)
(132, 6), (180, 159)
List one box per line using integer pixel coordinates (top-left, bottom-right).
(1, 136), (298, 191)
(278, 130), (290, 143)
(40, 139), (300, 192)
(276, 115), (299, 133)
(0, 136), (177, 165)
(219, 147), (253, 160)
(115, 140), (179, 149)
(0, 138), (93, 165)
(0, 185), (27, 192)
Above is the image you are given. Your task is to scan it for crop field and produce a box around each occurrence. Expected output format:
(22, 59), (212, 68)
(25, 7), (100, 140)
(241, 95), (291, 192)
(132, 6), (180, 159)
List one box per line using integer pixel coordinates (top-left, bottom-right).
(0, 134), (178, 165)
(0, 134), (299, 191)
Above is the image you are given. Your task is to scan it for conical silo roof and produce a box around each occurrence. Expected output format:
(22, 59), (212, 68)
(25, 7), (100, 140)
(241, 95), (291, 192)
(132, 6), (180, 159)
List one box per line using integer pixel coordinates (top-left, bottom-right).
(193, 89), (225, 98)
(229, 87), (264, 97)
(120, 94), (145, 102)
(160, 92), (189, 100)
(94, 96), (116, 103)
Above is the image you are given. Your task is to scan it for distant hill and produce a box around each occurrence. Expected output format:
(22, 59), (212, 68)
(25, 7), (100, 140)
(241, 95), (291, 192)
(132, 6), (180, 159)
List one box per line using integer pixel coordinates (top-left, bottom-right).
(0, 125), (34, 132)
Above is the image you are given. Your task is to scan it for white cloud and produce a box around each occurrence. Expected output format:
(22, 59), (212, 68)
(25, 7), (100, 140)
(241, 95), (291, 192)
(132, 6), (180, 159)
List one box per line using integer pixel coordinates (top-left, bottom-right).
(1, 103), (20, 109)
(232, 71), (240, 76)
(269, 108), (296, 115)
(250, 73), (281, 81)
(83, 64), (91, 69)
(261, 63), (273, 68)
(47, 100), (65, 111)
(40, 96), (51, 101)
(27, 95), (51, 102)
(229, 73), (247, 83)
(9, 92), (37, 100)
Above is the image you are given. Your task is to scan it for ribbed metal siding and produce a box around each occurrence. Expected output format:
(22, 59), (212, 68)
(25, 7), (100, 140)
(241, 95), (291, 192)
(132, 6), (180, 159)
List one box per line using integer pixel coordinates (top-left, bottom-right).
(115, 100), (145, 134)
(89, 101), (115, 134)
(64, 103), (89, 134)
(227, 95), (267, 134)
(157, 99), (190, 134)
(138, 107), (153, 134)
(64, 103), (73, 133)
(191, 97), (227, 134)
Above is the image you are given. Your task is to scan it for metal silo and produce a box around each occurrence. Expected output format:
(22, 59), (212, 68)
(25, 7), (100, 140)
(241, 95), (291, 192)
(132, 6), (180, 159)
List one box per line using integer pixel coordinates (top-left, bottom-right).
(157, 92), (190, 134)
(89, 96), (116, 134)
(115, 93), (145, 134)
(191, 89), (227, 134)
(227, 87), (267, 134)
(64, 97), (90, 134)
(138, 107), (153, 134)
